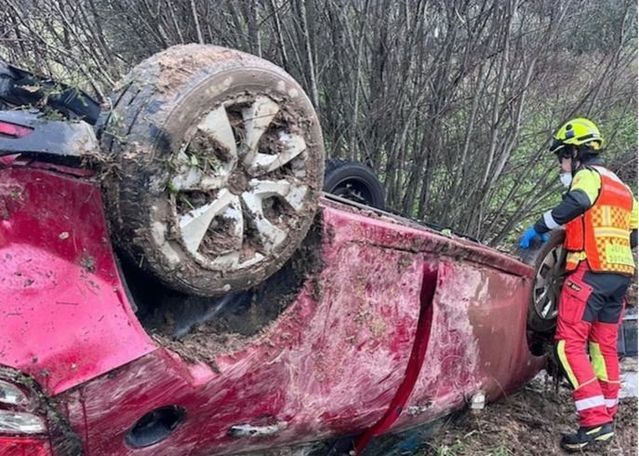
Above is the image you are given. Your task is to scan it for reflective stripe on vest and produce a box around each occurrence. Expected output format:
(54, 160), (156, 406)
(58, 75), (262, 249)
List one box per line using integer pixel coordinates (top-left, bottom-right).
(564, 166), (635, 275)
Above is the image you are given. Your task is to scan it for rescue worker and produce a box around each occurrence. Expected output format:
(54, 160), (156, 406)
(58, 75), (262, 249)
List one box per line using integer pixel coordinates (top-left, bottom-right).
(519, 117), (638, 452)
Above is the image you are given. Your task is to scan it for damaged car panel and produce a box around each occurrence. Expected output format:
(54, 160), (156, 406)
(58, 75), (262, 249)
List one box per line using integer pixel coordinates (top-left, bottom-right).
(0, 167), (156, 395)
(0, 163), (543, 455)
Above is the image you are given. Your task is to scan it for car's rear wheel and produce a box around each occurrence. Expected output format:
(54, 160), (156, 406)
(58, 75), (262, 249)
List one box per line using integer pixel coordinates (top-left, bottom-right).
(101, 44), (325, 297)
(519, 230), (566, 334)
(323, 159), (385, 209)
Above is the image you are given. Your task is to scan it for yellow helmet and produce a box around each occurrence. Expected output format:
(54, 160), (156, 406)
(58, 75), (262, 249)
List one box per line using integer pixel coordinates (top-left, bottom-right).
(549, 117), (603, 155)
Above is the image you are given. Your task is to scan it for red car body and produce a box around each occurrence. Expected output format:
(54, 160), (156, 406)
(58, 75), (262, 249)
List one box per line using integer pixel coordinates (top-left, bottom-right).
(0, 159), (544, 455)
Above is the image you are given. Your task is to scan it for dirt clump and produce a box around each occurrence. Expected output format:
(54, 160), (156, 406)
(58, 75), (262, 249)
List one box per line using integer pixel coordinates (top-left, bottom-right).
(79, 252), (96, 272)
(424, 376), (637, 455)
(130, 218), (324, 368)
(150, 45), (240, 93)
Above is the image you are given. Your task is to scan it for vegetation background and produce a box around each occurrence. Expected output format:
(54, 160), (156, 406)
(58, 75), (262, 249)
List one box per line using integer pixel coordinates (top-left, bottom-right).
(1, 0), (636, 247)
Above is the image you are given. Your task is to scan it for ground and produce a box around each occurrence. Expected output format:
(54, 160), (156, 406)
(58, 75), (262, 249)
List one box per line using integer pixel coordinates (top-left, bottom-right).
(422, 374), (637, 456)
(410, 265), (639, 456)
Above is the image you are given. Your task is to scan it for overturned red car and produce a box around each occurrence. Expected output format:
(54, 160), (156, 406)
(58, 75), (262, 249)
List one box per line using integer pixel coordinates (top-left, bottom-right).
(0, 45), (553, 456)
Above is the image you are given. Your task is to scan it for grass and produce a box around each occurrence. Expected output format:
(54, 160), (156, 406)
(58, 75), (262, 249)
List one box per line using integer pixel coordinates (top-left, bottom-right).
(430, 442), (513, 456)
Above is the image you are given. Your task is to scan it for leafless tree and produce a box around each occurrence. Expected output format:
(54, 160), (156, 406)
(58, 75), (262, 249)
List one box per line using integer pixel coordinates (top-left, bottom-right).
(1, 0), (636, 247)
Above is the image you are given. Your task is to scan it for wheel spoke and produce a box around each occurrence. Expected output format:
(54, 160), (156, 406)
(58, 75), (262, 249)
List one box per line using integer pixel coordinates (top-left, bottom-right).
(218, 200), (244, 254)
(540, 299), (555, 318)
(283, 181), (308, 211)
(248, 178), (308, 210)
(246, 132), (307, 176)
(198, 105), (237, 155)
(534, 287), (548, 308)
(241, 190), (287, 251)
(170, 106), (238, 192)
(241, 96), (280, 166)
(210, 251), (264, 269)
(541, 253), (556, 271)
(171, 151), (205, 191)
(535, 269), (548, 287)
(249, 179), (292, 197)
(179, 190), (238, 255)
(553, 247), (566, 272)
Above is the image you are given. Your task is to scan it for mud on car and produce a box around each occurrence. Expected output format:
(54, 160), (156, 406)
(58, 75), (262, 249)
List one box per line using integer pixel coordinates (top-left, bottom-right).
(0, 45), (560, 456)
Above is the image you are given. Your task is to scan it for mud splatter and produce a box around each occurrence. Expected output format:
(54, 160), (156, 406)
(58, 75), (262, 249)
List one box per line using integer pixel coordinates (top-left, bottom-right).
(126, 220), (324, 367)
(79, 253), (96, 273)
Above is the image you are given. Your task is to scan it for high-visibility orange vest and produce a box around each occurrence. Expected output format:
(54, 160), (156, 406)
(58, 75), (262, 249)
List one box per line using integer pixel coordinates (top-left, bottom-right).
(564, 166), (635, 275)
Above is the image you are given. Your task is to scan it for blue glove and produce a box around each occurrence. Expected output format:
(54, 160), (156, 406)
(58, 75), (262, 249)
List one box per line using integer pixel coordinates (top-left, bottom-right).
(519, 226), (549, 249)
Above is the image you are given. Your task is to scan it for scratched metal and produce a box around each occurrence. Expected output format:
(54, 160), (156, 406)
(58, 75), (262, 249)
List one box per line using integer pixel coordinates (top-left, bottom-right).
(0, 166), (543, 455)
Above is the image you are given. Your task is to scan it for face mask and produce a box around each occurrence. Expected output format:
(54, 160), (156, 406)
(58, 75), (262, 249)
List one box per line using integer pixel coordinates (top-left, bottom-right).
(560, 172), (572, 188)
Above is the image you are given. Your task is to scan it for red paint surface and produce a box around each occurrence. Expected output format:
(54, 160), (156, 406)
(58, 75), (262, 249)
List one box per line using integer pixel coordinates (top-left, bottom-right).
(0, 119), (30, 167)
(392, 259), (545, 431)
(61, 242), (425, 455)
(0, 166), (544, 455)
(0, 121), (32, 138)
(0, 436), (51, 456)
(0, 167), (156, 394)
(354, 262), (437, 452)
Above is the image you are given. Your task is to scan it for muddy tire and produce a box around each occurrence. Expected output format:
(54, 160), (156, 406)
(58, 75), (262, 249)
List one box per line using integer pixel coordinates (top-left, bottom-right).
(519, 230), (566, 334)
(101, 44), (325, 296)
(323, 159), (385, 209)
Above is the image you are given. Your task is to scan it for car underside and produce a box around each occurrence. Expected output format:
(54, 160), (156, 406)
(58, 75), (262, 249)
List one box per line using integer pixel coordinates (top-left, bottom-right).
(0, 46), (559, 456)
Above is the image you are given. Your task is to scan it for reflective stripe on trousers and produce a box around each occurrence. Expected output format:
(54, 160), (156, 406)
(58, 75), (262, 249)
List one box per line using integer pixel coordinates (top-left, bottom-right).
(554, 262), (627, 427)
(575, 395), (605, 411)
